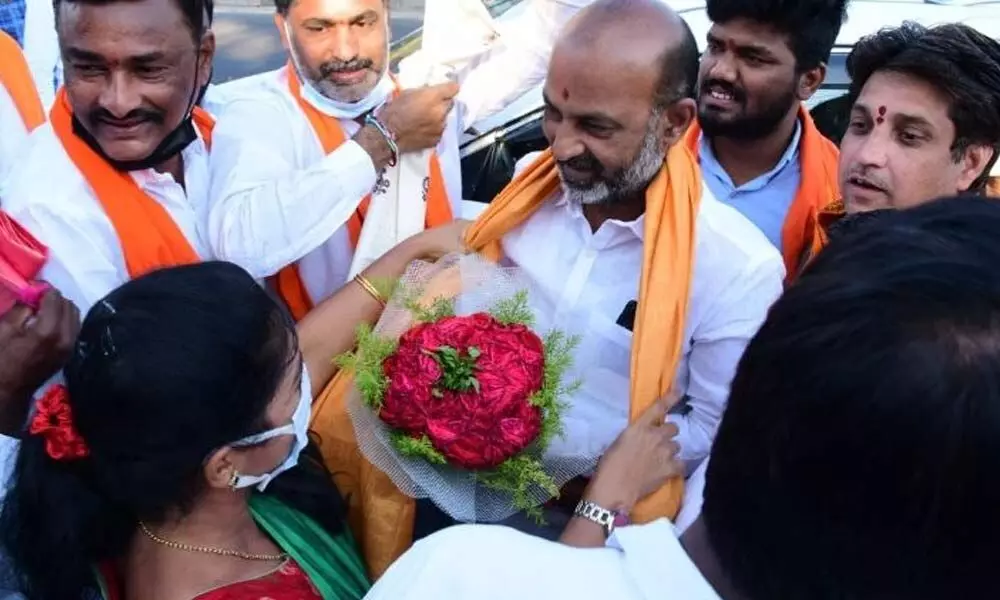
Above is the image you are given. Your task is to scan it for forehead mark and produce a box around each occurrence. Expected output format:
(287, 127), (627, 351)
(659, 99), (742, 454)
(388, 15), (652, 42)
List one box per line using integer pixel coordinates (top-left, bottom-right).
(876, 105), (886, 125)
(562, 87), (570, 101)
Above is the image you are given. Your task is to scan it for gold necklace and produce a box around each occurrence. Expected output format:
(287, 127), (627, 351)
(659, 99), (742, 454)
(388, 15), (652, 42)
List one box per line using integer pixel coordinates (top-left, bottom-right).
(138, 521), (288, 562)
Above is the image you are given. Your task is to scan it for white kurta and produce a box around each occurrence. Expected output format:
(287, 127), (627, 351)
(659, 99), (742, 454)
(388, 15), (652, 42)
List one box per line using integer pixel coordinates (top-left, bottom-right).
(0, 84), (30, 188)
(206, 0), (591, 305)
(365, 520), (722, 600)
(0, 123), (213, 316)
(501, 155), (784, 471)
(0, 122), (213, 494)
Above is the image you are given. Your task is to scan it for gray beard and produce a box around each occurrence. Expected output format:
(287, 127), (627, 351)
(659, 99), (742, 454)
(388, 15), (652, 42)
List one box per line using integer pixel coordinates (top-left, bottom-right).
(562, 119), (666, 207)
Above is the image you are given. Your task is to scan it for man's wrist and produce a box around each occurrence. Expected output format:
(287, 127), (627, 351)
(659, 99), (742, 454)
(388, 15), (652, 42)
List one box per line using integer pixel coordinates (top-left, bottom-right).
(353, 125), (396, 171)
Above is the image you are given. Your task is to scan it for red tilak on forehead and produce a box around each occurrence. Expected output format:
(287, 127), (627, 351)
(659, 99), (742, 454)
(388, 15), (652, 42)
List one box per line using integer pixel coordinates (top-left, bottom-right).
(562, 88), (570, 101)
(876, 105), (886, 124)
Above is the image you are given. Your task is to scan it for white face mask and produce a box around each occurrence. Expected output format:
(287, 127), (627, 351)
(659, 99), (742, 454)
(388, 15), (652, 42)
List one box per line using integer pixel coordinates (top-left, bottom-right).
(284, 21), (393, 120)
(229, 366), (312, 492)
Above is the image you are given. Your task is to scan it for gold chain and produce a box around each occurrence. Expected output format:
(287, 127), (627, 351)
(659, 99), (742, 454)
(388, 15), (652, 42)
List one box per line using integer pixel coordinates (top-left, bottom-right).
(138, 521), (288, 562)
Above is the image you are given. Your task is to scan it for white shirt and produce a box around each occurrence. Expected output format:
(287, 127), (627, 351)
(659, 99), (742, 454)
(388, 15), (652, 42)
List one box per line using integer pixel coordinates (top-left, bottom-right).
(207, 0), (589, 304)
(676, 457), (709, 534)
(0, 123), (213, 493)
(23, 0), (60, 108)
(0, 122), (213, 316)
(0, 84), (29, 188)
(502, 161), (784, 469)
(365, 520), (722, 600)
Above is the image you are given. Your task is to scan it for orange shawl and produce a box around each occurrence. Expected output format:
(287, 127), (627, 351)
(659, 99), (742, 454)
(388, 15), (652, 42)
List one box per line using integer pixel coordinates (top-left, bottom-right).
(684, 105), (839, 280)
(0, 31), (45, 132)
(273, 67), (453, 320)
(311, 143), (702, 578)
(50, 89), (212, 278)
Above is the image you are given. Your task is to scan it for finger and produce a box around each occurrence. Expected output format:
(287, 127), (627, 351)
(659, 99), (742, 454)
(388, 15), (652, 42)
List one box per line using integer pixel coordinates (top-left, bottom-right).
(58, 299), (82, 350)
(431, 81), (460, 100)
(31, 290), (63, 339)
(0, 304), (31, 340)
(639, 392), (677, 426)
(660, 421), (680, 439)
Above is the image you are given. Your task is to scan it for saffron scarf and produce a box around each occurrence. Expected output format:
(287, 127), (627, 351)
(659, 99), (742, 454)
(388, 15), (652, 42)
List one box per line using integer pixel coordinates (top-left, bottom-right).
(309, 143), (701, 578)
(0, 31), (45, 132)
(273, 66), (453, 321)
(684, 105), (840, 280)
(95, 495), (370, 600)
(49, 89), (212, 278)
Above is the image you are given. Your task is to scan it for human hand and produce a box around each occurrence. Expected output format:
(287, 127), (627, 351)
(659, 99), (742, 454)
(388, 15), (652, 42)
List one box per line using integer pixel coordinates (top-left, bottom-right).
(0, 290), (80, 435)
(406, 219), (474, 261)
(379, 82), (460, 153)
(583, 392), (684, 514)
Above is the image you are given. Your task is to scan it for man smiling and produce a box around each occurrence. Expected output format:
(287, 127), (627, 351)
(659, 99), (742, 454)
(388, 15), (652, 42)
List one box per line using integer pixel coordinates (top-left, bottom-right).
(683, 0), (847, 279)
(0, 0), (215, 314)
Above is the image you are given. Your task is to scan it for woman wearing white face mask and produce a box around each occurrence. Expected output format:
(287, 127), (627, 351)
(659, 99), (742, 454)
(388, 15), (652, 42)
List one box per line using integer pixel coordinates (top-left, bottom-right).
(0, 261), (371, 600)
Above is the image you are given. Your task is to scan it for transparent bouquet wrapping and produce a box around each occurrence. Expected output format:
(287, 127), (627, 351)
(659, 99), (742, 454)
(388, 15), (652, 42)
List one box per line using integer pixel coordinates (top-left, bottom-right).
(346, 253), (598, 523)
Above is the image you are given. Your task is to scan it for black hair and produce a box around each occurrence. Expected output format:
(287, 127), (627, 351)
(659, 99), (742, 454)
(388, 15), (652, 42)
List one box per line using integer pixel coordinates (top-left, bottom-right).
(53, 0), (211, 42)
(704, 195), (1000, 599)
(275, 0), (386, 17)
(706, 0), (848, 71)
(847, 22), (1000, 190)
(0, 262), (347, 600)
(654, 16), (700, 107)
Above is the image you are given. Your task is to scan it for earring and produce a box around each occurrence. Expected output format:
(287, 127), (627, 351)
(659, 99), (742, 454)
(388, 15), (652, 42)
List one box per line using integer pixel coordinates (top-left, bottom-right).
(228, 470), (240, 492)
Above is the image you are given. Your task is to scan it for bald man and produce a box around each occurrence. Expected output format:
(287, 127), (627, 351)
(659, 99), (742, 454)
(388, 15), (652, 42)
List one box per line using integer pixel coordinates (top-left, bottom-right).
(461, 0), (783, 533)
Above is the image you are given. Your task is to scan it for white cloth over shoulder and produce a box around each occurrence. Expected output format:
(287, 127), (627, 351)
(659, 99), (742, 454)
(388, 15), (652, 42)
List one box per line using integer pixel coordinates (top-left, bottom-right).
(0, 83), (30, 189)
(365, 520), (721, 599)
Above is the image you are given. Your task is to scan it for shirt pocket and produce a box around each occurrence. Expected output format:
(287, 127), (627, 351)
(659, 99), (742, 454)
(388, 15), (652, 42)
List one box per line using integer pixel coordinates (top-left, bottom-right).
(581, 312), (634, 401)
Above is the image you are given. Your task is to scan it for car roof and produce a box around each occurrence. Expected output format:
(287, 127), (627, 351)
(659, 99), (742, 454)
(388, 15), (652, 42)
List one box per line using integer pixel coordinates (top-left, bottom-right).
(463, 0), (1000, 142)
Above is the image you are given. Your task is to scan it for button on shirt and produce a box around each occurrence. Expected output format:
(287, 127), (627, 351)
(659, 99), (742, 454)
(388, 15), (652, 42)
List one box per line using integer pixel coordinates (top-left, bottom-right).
(365, 520), (722, 600)
(698, 120), (802, 250)
(501, 157), (784, 469)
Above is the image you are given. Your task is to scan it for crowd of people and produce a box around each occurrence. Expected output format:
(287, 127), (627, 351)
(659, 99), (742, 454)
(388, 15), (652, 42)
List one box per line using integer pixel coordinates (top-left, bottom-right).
(0, 0), (999, 597)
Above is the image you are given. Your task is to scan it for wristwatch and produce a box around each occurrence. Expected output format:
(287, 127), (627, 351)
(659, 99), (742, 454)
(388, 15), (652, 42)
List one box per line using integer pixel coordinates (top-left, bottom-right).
(573, 499), (631, 537)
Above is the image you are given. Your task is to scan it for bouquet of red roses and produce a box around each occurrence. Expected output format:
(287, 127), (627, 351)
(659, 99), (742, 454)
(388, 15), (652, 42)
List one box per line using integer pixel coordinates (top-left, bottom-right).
(339, 254), (589, 522)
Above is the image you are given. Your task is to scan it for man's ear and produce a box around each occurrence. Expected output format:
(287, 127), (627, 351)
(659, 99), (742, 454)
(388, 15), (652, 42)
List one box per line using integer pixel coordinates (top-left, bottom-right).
(796, 63), (826, 102)
(275, 13), (290, 51)
(197, 30), (216, 90)
(957, 144), (997, 192)
(660, 97), (697, 151)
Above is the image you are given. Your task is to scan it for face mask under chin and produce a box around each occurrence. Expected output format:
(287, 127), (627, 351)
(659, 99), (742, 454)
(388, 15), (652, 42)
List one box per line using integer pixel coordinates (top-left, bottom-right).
(72, 113), (200, 172)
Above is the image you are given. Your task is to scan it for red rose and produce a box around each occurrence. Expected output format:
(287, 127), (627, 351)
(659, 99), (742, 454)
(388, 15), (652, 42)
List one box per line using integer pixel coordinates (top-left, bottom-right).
(379, 312), (546, 469)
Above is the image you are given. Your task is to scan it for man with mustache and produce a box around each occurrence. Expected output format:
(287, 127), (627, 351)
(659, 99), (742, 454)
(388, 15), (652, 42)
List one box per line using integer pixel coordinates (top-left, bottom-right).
(830, 22), (1000, 225)
(462, 0), (783, 527)
(0, 0), (216, 315)
(683, 0), (847, 280)
(207, 0), (589, 320)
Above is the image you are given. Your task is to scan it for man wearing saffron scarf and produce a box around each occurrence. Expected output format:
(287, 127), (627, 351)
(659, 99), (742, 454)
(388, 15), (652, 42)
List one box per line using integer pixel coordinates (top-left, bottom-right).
(0, 31), (45, 186)
(0, 0), (216, 315)
(206, 0), (591, 321)
(826, 23), (1000, 233)
(684, 0), (847, 279)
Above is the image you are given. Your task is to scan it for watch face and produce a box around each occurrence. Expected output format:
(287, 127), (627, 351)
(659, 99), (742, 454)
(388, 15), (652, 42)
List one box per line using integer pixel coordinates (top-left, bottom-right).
(612, 512), (630, 529)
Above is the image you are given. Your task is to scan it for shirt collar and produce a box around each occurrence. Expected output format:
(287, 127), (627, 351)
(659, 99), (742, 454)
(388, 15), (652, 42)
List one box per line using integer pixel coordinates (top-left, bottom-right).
(698, 117), (803, 192)
(552, 187), (646, 241)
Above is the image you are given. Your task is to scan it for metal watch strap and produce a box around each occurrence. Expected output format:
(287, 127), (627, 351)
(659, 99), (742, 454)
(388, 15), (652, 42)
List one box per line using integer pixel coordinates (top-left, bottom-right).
(364, 112), (399, 166)
(574, 499), (617, 537)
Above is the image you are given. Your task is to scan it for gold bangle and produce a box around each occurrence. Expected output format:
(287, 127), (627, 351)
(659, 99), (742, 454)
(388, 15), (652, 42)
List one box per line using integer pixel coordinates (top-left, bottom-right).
(354, 274), (386, 306)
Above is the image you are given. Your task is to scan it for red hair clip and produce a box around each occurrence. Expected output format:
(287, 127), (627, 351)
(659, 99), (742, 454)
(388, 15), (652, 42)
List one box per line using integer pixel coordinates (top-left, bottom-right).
(29, 385), (89, 461)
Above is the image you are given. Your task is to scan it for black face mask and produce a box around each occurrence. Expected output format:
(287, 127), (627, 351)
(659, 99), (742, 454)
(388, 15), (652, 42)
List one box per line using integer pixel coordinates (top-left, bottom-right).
(72, 58), (203, 173)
